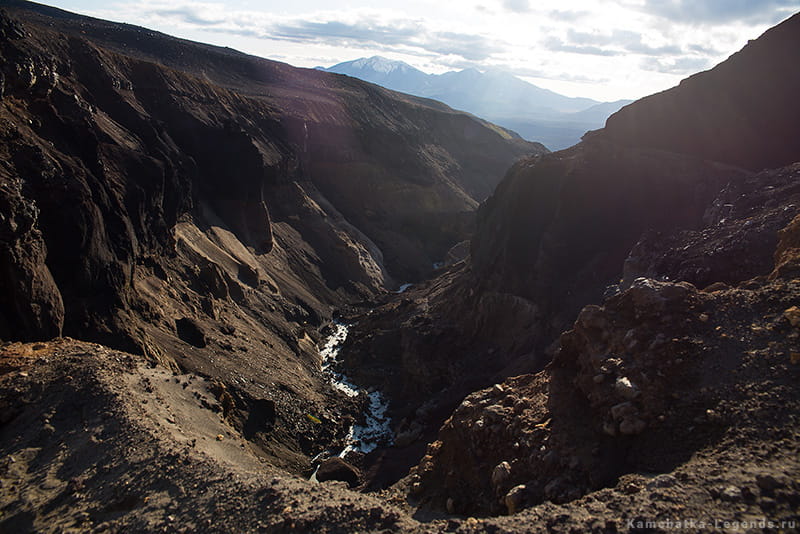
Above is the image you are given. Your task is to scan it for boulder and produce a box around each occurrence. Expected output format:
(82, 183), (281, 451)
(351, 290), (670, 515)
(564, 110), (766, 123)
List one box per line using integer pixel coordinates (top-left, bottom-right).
(175, 318), (207, 348)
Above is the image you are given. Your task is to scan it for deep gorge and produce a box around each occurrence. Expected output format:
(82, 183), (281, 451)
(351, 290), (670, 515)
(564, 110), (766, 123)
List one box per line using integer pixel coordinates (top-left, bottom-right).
(1, 2), (800, 532)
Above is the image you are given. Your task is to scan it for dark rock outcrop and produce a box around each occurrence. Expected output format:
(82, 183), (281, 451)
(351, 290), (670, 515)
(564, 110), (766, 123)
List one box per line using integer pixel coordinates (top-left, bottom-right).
(0, 173), (63, 340)
(774, 213), (800, 279)
(316, 457), (362, 488)
(622, 163), (800, 289)
(411, 224), (800, 514)
(471, 142), (745, 314)
(175, 317), (207, 348)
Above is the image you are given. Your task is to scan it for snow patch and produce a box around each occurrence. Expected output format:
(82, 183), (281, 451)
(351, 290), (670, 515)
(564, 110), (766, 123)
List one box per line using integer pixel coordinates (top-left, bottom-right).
(352, 56), (412, 74)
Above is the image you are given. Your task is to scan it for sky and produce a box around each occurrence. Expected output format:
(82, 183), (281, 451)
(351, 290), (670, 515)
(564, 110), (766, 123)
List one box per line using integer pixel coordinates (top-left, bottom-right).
(36, 0), (799, 102)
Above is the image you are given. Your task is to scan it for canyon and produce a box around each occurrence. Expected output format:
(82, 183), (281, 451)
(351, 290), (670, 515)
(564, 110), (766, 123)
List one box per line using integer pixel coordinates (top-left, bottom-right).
(0, 0), (541, 477)
(1, 1), (799, 533)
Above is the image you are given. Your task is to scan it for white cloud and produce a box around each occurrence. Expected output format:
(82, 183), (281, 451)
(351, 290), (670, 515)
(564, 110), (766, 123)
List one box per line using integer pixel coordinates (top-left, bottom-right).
(74, 0), (797, 101)
(108, 2), (507, 62)
(641, 0), (798, 25)
(640, 55), (714, 74)
(502, 0), (531, 13)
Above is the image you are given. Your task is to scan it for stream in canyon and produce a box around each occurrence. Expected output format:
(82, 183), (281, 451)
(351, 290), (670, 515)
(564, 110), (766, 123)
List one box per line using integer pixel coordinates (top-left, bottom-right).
(318, 322), (393, 459)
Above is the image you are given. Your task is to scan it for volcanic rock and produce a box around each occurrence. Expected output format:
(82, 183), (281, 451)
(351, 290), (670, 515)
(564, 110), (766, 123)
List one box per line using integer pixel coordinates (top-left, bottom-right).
(410, 217), (800, 514)
(316, 457), (361, 488)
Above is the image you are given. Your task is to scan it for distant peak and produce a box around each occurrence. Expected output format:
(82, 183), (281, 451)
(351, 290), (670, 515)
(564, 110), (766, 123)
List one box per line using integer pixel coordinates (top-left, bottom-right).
(345, 56), (416, 74)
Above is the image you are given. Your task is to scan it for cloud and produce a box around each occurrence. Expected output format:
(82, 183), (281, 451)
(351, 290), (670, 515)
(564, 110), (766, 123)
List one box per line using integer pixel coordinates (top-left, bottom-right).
(557, 29), (685, 56)
(502, 0), (531, 13)
(271, 19), (503, 61)
(270, 19), (422, 47)
(548, 10), (591, 22)
(142, 3), (506, 62)
(566, 29), (639, 47)
(148, 6), (224, 26)
(543, 36), (621, 56)
(687, 42), (723, 55)
(640, 55), (713, 74)
(641, 0), (799, 25)
(625, 41), (683, 56)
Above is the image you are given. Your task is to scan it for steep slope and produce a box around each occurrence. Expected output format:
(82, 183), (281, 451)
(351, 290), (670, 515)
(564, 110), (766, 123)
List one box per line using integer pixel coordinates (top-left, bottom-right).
(323, 57), (632, 150)
(342, 11), (800, 493)
(2, 194), (798, 534)
(0, 0), (542, 471)
(603, 14), (800, 172)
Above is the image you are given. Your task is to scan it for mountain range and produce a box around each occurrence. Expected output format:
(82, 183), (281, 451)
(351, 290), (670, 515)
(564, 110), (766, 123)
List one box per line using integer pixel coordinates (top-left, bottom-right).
(319, 56), (631, 150)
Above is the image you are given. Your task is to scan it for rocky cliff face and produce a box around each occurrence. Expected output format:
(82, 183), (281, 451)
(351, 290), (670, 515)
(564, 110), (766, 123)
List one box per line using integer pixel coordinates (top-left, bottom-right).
(342, 12), (800, 495)
(0, 171), (63, 341)
(469, 11), (800, 331)
(412, 208), (800, 516)
(0, 1), (542, 470)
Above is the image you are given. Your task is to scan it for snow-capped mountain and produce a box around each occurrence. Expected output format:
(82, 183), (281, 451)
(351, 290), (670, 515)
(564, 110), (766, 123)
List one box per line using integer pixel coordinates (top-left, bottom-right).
(348, 56), (415, 74)
(319, 56), (433, 96)
(319, 57), (631, 150)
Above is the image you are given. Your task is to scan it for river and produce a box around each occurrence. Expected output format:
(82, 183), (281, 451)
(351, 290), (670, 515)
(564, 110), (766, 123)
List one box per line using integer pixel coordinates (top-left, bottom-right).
(318, 322), (393, 457)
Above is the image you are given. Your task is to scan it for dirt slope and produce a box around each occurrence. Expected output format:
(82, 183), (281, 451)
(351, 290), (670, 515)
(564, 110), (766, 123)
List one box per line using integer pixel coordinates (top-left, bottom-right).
(0, 339), (422, 533)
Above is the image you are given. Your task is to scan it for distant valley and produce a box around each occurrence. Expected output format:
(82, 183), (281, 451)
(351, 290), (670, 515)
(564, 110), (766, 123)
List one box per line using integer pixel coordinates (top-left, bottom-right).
(319, 56), (632, 150)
